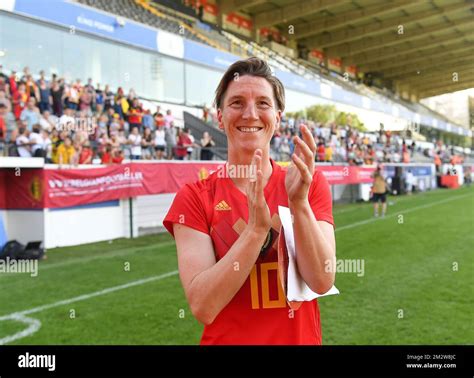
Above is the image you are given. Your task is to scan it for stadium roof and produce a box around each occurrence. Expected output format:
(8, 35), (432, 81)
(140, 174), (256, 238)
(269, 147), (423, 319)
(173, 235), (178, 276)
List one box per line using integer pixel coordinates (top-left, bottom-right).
(218, 0), (474, 99)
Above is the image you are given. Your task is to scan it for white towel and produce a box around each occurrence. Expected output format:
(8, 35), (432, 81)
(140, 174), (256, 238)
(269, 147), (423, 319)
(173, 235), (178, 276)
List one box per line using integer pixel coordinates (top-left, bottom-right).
(278, 206), (340, 302)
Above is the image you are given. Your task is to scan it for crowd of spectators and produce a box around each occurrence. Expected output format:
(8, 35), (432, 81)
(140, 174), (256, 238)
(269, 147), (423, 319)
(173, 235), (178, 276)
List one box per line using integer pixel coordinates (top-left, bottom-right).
(268, 116), (466, 167)
(0, 65), (217, 165)
(0, 64), (467, 167)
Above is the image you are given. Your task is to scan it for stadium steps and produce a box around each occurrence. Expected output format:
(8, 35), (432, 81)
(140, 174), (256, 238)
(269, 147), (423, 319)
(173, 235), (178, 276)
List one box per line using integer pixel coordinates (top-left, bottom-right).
(75, 0), (213, 47)
(183, 112), (227, 161)
(135, 0), (224, 50)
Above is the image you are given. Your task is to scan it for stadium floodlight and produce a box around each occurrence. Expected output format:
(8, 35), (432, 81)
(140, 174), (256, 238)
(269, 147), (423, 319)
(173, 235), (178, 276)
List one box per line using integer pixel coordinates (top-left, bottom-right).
(116, 16), (126, 27)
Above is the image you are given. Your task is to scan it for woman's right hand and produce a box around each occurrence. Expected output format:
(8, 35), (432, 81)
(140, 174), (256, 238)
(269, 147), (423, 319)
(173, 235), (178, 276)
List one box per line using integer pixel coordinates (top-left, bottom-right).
(245, 149), (272, 235)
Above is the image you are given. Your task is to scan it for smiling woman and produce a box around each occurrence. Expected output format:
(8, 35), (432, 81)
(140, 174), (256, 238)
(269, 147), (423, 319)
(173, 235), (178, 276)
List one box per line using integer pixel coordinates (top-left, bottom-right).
(163, 57), (336, 345)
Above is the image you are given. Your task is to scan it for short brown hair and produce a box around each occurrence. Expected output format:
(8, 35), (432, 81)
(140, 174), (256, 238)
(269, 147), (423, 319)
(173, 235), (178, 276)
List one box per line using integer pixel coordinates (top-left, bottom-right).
(214, 57), (285, 112)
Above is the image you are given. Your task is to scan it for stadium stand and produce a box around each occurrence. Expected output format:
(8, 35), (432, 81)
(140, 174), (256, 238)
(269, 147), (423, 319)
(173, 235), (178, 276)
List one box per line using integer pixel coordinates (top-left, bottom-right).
(0, 0), (471, 168)
(77, 0), (230, 51)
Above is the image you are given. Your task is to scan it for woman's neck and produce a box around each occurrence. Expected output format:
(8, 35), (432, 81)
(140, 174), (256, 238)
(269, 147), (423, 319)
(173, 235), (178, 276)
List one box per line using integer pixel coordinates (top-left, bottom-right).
(227, 148), (273, 190)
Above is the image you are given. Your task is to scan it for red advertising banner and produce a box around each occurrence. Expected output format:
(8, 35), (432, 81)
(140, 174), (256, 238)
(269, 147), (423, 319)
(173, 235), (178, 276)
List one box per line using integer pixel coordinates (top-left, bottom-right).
(1, 163), (375, 209)
(4, 168), (45, 209)
(44, 162), (222, 208)
(0, 169), (5, 209)
(353, 166), (376, 183)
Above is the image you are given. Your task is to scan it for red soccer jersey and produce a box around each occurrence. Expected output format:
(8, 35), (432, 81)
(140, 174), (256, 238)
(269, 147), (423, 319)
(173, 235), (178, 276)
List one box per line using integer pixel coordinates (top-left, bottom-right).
(163, 159), (334, 345)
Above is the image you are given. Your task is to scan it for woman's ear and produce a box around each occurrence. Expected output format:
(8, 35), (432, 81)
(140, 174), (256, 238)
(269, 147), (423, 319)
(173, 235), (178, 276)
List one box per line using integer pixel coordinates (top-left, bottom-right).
(217, 108), (225, 133)
(274, 110), (282, 132)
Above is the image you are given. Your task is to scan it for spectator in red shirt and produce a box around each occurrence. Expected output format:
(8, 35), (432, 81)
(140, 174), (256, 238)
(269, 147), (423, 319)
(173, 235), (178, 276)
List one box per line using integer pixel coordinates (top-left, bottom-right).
(9, 71), (17, 96)
(176, 128), (193, 160)
(154, 111), (165, 129)
(78, 141), (93, 164)
(13, 83), (28, 120)
(101, 145), (112, 164)
(112, 149), (124, 164)
(127, 98), (143, 131)
(317, 141), (325, 162)
(0, 103), (7, 142)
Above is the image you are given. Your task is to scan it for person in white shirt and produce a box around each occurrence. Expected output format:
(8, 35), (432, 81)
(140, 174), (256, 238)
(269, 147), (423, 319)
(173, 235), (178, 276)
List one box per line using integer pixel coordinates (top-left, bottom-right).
(405, 169), (415, 195)
(128, 126), (142, 160)
(153, 126), (166, 160)
(41, 129), (53, 163)
(16, 128), (32, 157)
(39, 110), (57, 132)
(29, 124), (44, 157)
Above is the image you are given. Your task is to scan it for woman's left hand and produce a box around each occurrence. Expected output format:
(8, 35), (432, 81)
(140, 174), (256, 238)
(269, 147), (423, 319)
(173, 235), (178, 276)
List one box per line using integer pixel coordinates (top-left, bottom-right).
(285, 124), (316, 205)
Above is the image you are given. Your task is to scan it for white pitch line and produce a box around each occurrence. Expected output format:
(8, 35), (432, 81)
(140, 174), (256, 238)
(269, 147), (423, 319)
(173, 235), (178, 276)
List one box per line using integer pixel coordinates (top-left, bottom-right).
(0, 190), (471, 344)
(0, 270), (179, 344)
(335, 192), (472, 232)
(0, 314), (41, 345)
(38, 241), (176, 271)
(0, 241), (176, 282)
(333, 206), (363, 215)
(0, 270), (179, 320)
(333, 188), (458, 215)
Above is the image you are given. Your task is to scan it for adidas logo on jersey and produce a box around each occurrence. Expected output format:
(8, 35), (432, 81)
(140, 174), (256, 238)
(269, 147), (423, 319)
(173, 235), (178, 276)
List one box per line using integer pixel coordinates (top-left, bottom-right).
(215, 200), (231, 211)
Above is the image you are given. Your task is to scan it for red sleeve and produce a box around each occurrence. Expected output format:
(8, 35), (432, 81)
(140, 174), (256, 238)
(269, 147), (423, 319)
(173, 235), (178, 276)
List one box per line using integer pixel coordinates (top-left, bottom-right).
(308, 170), (334, 227)
(163, 183), (210, 237)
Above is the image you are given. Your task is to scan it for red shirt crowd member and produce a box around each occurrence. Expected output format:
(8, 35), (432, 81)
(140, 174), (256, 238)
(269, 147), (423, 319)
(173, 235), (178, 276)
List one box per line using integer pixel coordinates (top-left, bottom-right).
(9, 72), (17, 95)
(112, 149), (124, 164)
(317, 142), (325, 162)
(78, 143), (93, 164)
(128, 98), (143, 130)
(101, 147), (112, 164)
(164, 58), (336, 345)
(0, 104), (6, 140)
(13, 84), (28, 120)
(176, 129), (192, 160)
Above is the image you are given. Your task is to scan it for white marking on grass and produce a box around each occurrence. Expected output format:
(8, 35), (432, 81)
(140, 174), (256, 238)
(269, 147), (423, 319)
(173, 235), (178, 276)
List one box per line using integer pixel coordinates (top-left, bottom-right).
(39, 241), (176, 271)
(0, 270), (178, 344)
(336, 192), (471, 232)
(333, 206), (361, 215)
(333, 188), (465, 216)
(0, 314), (41, 345)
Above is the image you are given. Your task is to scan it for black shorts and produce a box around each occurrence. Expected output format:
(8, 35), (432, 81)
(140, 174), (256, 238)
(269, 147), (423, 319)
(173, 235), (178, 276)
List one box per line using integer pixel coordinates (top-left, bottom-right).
(373, 193), (386, 203)
(155, 146), (165, 152)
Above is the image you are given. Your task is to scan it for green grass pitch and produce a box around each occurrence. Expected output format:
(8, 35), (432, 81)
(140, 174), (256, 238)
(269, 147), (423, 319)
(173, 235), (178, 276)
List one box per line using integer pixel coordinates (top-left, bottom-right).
(0, 186), (472, 345)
